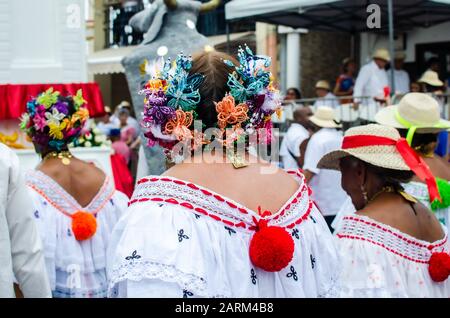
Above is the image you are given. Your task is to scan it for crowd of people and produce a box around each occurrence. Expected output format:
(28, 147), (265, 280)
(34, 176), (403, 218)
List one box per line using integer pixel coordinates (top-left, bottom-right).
(1, 46), (450, 299)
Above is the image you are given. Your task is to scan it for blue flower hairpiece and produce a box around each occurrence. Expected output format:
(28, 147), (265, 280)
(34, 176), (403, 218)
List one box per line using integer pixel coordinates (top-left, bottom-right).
(224, 45), (272, 103)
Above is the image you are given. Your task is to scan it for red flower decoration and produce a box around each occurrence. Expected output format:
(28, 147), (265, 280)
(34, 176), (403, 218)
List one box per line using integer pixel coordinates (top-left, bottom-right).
(249, 210), (295, 272)
(428, 252), (450, 282)
(71, 211), (97, 241)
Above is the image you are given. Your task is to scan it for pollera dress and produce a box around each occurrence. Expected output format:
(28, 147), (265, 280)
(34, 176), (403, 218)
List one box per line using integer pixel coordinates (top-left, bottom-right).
(26, 170), (128, 298)
(106, 170), (342, 297)
(335, 214), (450, 297)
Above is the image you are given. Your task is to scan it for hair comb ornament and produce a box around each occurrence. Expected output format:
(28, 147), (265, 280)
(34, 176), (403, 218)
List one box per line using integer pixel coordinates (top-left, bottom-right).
(20, 88), (89, 154)
(220, 45), (281, 138)
(140, 53), (205, 155)
(140, 46), (281, 162)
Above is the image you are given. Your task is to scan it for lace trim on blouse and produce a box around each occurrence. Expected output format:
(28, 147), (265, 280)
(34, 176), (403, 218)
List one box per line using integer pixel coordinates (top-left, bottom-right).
(26, 170), (115, 215)
(336, 215), (448, 264)
(129, 170), (314, 231)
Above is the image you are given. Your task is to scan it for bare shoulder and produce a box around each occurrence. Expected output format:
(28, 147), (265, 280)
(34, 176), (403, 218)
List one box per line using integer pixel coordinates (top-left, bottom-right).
(164, 160), (300, 213)
(357, 197), (444, 242)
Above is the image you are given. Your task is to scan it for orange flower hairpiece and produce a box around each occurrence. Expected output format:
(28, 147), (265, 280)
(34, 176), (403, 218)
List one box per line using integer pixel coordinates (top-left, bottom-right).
(164, 109), (194, 141)
(216, 95), (249, 130)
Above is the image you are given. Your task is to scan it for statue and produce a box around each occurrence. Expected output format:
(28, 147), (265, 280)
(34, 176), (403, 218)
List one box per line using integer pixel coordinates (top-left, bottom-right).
(122, 0), (221, 176)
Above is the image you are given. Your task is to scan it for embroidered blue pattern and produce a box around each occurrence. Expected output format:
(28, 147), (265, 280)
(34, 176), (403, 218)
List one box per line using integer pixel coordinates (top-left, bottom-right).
(178, 229), (189, 242)
(251, 269), (257, 285)
(286, 266), (298, 281)
(125, 250), (141, 261)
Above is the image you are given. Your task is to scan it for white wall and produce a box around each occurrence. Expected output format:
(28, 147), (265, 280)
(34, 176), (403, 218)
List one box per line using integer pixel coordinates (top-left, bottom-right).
(359, 21), (450, 65)
(0, 0), (87, 84)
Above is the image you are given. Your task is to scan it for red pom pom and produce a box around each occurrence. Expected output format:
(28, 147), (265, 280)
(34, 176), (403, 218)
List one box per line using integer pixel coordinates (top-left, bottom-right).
(428, 252), (450, 282)
(249, 224), (295, 272)
(71, 211), (97, 241)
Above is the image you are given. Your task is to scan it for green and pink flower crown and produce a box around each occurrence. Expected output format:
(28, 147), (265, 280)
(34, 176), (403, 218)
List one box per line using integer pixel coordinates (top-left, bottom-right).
(20, 88), (89, 153)
(140, 45), (282, 154)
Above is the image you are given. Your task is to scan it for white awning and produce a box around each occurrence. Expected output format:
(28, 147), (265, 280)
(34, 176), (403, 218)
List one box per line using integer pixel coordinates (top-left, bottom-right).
(88, 46), (137, 75)
(225, 0), (334, 21)
(88, 32), (253, 75)
(225, 0), (450, 32)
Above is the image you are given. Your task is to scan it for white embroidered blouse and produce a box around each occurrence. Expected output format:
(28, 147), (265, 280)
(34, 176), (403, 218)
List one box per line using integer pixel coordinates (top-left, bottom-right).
(26, 170), (129, 298)
(336, 214), (450, 297)
(107, 170), (342, 298)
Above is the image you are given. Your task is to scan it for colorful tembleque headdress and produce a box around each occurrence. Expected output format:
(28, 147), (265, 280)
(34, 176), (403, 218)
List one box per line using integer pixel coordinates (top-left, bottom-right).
(20, 88), (89, 153)
(140, 45), (281, 155)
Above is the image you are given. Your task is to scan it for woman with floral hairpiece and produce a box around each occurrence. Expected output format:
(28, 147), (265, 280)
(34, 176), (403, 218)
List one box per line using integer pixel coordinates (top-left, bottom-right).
(20, 89), (129, 298)
(318, 124), (450, 297)
(106, 48), (341, 298)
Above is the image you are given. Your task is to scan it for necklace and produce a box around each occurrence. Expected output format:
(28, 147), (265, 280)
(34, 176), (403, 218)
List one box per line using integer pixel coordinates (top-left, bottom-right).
(43, 151), (73, 165)
(368, 185), (417, 204)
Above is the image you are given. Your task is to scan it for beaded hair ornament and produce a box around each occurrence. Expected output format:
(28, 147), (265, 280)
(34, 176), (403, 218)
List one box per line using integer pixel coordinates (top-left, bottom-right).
(20, 88), (89, 153)
(140, 45), (281, 158)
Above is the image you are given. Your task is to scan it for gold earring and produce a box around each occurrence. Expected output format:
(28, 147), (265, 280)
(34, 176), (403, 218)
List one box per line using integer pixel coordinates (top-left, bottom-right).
(361, 185), (368, 204)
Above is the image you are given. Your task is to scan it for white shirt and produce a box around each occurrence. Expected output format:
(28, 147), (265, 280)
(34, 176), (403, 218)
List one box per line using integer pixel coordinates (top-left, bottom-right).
(354, 60), (389, 101)
(107, 173), (342, 297)
(392, 69), (410, 94)
(0, 144), (51, 298)
(313, 92), (338, 109)
(97, 121), (118, 136)
(303, 128), (349, 216)
(279, 123), (309, 170)
(336, 214), (450, 297)
(111, 116), (141, 135)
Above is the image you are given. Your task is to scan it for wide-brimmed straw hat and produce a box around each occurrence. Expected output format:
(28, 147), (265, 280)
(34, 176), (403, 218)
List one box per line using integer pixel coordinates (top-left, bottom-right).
(310, 106), (341, 128)
(373, 48), (390, 62)
(394, 51), (406, 60)
(375, 92), (450, 136)
(418, 70), (444, 87)
(315, 80), (330, 90)
(318, 124), (409, 171)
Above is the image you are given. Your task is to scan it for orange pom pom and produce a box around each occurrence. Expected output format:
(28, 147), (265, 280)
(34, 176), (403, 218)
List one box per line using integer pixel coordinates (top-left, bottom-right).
(71, 211), (97, 241)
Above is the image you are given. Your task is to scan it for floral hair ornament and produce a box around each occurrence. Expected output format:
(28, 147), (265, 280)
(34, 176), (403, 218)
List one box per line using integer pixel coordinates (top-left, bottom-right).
(220, 45), (282, 167)
(222, 45), (281, 138)
(140, 54), (204, 156)
(20, 88), (89, 155)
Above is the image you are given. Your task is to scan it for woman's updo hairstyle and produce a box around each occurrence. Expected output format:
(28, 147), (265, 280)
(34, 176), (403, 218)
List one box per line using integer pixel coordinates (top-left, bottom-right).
(189, 51), (238, 130)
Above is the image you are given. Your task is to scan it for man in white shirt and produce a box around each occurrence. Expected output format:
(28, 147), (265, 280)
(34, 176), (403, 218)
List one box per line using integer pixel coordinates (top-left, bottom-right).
(353, 49), (390, 121)
(0, 143), (51, 297)
(303, 107), (349, 229)
(279, 106), (313, 170)
(97, 106), (119, 136)
(313, 80), (338, 109)
(392, 51), (410, 94)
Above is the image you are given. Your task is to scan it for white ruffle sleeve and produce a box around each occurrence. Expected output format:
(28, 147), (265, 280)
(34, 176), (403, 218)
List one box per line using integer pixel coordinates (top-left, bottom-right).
(336, 215), (450, 298)
(403, 181), (450, 234)
(107, 171), (341, 298)
(26, 170), (129, 298)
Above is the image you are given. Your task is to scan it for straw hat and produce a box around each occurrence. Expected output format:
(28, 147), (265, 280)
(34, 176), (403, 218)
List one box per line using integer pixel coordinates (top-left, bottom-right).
(318, 124), (410, 171)
(310, 106), (341, 128)
(394, 51), (406, 60)
(373, 48), (390, 62)
(315, 80), (330, 91)
(104, 106), (112, 114)
(418, 70), (444, 87)
(375, 92), (450, 133)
